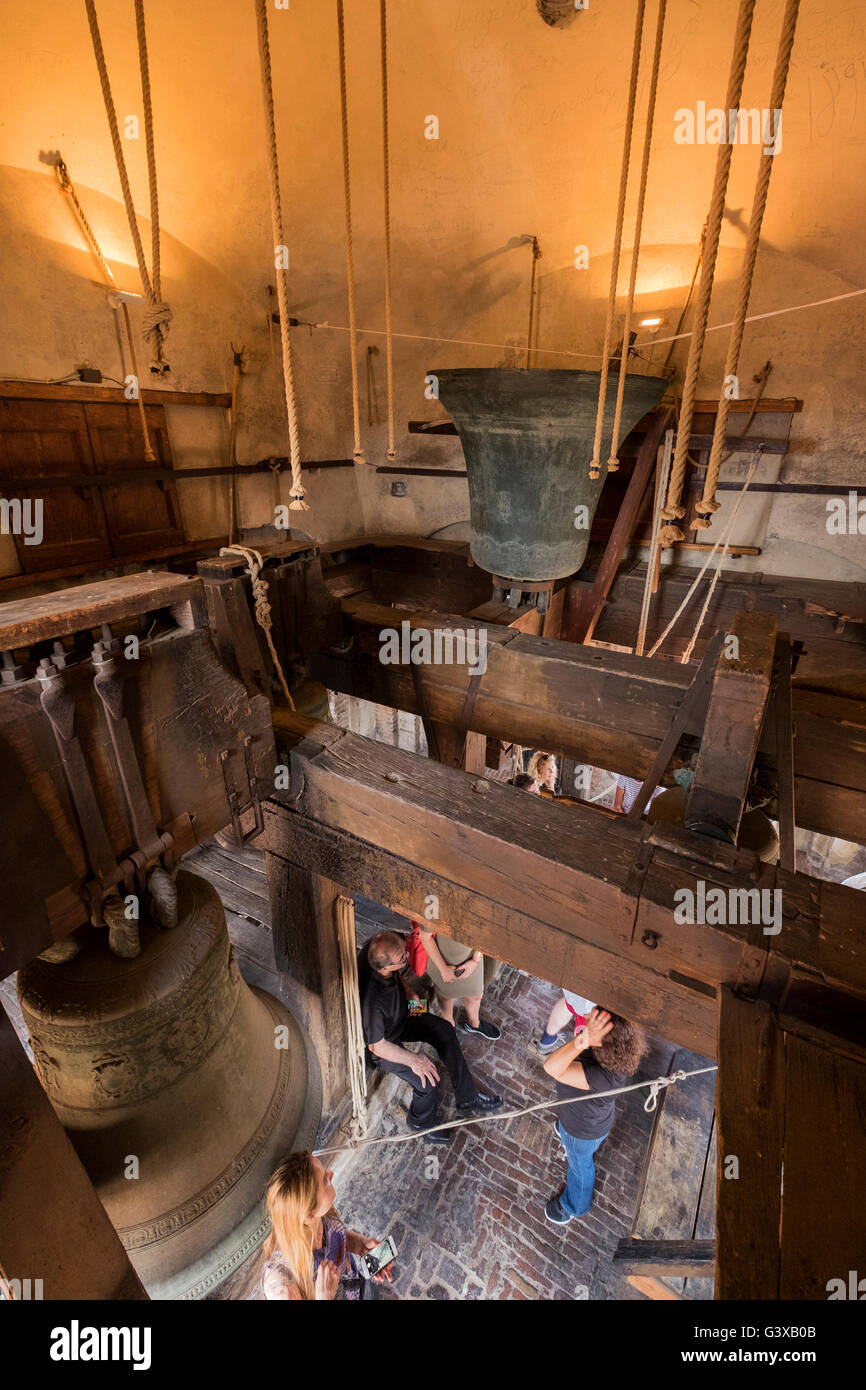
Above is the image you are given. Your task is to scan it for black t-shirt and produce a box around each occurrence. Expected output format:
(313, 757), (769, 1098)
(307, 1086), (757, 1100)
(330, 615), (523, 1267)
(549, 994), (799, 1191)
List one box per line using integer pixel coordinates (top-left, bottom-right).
(555, 1055), (626, 1139)
(358, 939), (407, 1050)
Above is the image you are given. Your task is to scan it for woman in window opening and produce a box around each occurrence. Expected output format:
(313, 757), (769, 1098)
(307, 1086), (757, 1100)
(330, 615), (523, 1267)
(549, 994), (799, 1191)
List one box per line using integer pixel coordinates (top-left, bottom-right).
(261, 1151), (394, 1300)
(527, 751), (558, 793)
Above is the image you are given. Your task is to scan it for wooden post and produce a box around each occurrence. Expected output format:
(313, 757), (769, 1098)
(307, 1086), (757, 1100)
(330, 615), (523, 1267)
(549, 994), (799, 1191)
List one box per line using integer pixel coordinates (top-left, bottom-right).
(263, 847), (350, 1127)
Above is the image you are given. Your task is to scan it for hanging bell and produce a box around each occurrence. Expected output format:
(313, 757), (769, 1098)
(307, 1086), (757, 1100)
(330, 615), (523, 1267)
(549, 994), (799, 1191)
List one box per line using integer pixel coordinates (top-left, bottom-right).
(17, 870), (320, 1299)
(433, 367), (668, 582)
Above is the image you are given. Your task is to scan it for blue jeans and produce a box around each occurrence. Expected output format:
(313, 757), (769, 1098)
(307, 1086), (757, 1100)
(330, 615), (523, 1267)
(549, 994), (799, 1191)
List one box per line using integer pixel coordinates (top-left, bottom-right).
(556, 1122), (608, 1217)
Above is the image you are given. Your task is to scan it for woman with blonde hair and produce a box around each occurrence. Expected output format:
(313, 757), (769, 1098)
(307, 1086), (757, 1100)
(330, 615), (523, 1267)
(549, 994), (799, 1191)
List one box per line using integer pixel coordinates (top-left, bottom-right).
(527, 751), (558, 793)
(261, 1150), (393, 1300)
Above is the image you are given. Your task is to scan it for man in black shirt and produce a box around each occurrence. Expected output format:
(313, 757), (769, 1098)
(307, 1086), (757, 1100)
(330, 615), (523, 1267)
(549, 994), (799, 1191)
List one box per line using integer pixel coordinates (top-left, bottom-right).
(359, 931), (502, 1143)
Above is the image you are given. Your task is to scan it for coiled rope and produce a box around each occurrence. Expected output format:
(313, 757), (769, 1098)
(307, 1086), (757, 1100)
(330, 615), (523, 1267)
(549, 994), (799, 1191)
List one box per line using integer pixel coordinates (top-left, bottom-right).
(589, 0), (646, 481)
(379, 0), (396, 461)
(607, 0), (667, 475)
(220, 545), (296, 708)
(659, 0), (757, 544)
(694, 0), (800, 529)
(253, 0), (309, 511)
(314, 1063), (717, 1156)
(336, 897), (369, 1141)
(83, 0), (172, 372)
(336, 0), (366, 464)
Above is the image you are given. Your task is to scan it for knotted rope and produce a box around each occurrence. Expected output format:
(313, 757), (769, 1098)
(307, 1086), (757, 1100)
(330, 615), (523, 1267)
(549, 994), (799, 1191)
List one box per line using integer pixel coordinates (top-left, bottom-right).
(83, 0), (172, 372)
(220, 545), (296, 708)
(336, 896), (369, 1141)
(607, 0), (667, 474)
(659, 0), (757, 544)
(694, 0), (800, 529)
(337, 0), (366, 464)
(314, 1064), (718, 1155)
(379, 0), (396, 461)
(589, 0), (646, 481)
(253, 0), (309, 511)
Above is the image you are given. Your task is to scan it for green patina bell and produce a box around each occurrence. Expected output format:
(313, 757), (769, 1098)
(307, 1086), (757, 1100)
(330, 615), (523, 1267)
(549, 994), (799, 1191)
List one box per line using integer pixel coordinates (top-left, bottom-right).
(432, 367), (667, 582)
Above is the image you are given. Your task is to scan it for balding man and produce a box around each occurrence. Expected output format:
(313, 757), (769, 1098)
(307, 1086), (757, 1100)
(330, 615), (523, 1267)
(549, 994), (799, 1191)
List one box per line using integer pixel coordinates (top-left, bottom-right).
(358, 930), (502, 1143)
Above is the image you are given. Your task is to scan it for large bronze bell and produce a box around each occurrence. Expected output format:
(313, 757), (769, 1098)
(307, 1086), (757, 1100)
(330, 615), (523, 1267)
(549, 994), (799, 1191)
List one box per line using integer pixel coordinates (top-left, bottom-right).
(17, 870), (320, 1299)
(433, 368), (668, 582)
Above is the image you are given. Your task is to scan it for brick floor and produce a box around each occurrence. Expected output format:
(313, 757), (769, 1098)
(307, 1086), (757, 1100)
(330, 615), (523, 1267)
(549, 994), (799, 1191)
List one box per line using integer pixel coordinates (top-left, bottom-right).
(328, 958), (678, 1302)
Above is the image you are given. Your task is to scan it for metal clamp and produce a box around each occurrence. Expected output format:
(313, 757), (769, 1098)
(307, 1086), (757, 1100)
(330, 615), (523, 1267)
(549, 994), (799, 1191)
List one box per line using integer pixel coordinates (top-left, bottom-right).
(220, 736), (264, 845)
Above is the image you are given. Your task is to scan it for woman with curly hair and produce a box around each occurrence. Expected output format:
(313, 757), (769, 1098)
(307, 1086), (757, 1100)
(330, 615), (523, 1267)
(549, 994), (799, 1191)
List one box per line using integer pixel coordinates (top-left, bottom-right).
(527, 751), (558, 793)
(261, 1151), (393, 1300)
(541, 1007), (646, 1226)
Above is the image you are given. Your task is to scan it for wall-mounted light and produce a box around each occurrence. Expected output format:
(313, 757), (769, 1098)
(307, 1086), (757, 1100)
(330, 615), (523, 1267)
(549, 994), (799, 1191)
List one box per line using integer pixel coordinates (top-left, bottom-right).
(107, 290), (144, 309)
(639, 316), (664, 331)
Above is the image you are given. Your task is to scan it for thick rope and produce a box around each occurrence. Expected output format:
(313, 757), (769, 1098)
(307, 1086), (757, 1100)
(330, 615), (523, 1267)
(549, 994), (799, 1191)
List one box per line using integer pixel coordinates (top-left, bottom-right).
(314, 1064), (717, 1156)
(336, 896), (368, 1141)
(253, 0), (309, 510)
(336, 0), (365, 465)
(680, 446), (762, 661)
(647, 446), (761, 660)
(694, 0), (800, 529)
(659, 0), (757, 544)
(635, 426), (674, 656)
(607, 0), (667, 474)
(132, 0), (169, 370)
(83, 0), (172, 370)
(220, 546), (296, 707)
(379, 0), (396, 461)
(589, 0), (646, 481)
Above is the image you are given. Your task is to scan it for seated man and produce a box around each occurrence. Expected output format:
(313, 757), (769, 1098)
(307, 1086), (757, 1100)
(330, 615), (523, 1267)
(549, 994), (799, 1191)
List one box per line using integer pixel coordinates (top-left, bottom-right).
(359, 930), (503, 1144)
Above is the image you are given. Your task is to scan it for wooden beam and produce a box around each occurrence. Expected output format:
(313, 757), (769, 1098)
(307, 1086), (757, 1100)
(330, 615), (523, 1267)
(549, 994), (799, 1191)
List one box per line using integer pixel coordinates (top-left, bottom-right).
(263, 852), (350, 1124)
(772, 636), (796, 872)
(312, 601), (866, 844)
(612, 1239), (716, 1278)
(0, 380), (232, 407)
(0, 1007), (148, 1299)
(564, 408), (673, 644)
(0, 571), (203, 649)
(686, 613), (778, 843)
(264, 716), (866, 1060)
(715, 988), (785, 1299)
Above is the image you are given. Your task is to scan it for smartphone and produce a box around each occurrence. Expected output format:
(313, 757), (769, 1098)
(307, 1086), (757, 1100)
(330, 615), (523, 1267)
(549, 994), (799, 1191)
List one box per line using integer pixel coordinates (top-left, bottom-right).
(359, 1236), (398, 1279)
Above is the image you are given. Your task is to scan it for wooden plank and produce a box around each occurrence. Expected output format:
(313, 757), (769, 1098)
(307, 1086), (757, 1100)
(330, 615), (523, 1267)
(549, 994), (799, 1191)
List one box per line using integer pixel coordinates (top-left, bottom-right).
(264, 856), (349, 1124)
(781, 1034), (866, 1299)
(564, 408), (673, 644)
(686, 612), (778, 842)
(0, 380), (231, 407)
(0, 571), (202, 649)
(613, 1239), (715, 1278)
(0, 535), (229, 595)
(773, 636), (796, 872)
(0, 1006), (148, 1299)
(715, 988), (785, 1299)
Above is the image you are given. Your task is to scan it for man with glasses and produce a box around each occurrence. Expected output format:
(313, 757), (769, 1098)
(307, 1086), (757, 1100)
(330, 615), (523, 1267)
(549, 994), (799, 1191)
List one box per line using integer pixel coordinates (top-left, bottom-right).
(359, 930), (503, 1144)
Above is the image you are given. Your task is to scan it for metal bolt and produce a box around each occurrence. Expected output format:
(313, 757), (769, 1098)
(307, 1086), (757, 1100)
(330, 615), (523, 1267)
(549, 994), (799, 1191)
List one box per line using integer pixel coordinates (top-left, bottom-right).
(641, 930), (660, 950)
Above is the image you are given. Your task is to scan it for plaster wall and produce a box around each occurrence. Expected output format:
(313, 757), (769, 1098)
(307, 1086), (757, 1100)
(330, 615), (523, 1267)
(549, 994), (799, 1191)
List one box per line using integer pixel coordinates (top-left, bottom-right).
(1, 0), (865, 582)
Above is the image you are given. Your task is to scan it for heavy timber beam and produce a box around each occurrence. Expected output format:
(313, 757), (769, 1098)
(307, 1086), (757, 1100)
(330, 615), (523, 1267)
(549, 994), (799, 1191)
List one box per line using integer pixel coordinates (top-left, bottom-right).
(310, 601), (866, 845)
(262, 715), (866, 1063)
(685, 613), (777, 842)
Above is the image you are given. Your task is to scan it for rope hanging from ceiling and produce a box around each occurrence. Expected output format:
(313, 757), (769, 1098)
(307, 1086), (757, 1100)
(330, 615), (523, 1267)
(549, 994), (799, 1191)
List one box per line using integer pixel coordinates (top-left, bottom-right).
(336, 0), (366, 465)
(658, 0), (758, 545)
(253, 0), (309, 511)
(588, 0), (647, 481)
(606, 0), (668, 475)
(693, 0), (801, 530)
(83, 0), (172, 374)
(379, 0), (397, 461)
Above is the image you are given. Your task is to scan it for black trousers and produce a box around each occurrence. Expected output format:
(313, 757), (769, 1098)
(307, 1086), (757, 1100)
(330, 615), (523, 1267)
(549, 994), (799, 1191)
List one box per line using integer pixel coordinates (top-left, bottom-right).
(372, 1014), (478, 1124)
